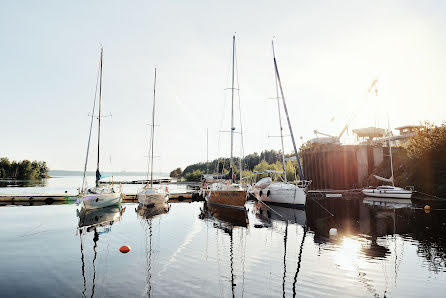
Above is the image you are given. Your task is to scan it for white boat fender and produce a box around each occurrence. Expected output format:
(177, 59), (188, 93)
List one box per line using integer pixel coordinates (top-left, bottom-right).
(329, 228), (338, 239)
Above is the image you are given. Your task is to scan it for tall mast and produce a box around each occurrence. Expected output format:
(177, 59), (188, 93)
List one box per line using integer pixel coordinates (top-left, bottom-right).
(96, 47), (103, 187)
(387, 118), (395, 186)
(230, 35), (236, 178)
(273, 42), (287, 182)
(150, 68), (157, 188)
(206, 128), (209, 176)
(272, 41), (305, 180)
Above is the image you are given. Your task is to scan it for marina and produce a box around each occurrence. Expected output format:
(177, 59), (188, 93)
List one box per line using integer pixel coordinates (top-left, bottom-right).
(2, 1), (446, 297)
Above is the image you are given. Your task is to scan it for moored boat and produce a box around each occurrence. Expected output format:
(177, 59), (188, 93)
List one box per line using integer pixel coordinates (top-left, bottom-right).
(205, 36), (247, 209)
(252, 41), (310, 207)
(137, 68), (168, 207)
(362, 119), (413, 199)
(362, 186), (413, 199)
(78, 47), (122, 210)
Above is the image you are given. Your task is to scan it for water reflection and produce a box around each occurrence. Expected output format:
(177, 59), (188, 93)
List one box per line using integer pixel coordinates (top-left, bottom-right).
(0, 178), (48, 188)
(199, 202), (248, 228)
(77, 205), (125, 298)
(199, 203), (248, 297)
(253, 202), (308, 298)
(306, 195), (446, 278)
(136, 203), (170, 297)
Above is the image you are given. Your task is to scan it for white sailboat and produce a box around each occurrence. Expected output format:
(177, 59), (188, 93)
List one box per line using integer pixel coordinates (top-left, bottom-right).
(252, 41), (310, 207)
(79, 48), (122, 210)
(137, 68), (168, 207)
(362, 126), (413, 199)
(204, 35), (247, 209)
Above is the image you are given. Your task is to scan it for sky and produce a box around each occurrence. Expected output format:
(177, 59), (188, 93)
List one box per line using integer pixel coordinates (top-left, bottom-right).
(1, 0), (445, 173)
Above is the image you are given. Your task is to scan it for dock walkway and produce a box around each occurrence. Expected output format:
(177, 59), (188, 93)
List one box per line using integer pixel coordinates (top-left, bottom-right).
(0, 191), (202, 204)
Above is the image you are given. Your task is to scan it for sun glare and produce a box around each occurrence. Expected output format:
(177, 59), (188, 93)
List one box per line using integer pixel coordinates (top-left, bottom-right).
(334, 236), (365, 271)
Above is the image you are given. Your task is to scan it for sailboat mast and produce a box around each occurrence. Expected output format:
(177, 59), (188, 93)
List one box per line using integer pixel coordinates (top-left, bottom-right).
(272, 41), (305, 180)
(387, 118), (395, 186)
(206, 128), (209, 176)
(150, 68), (157, 188)
(273, 42), (287, 182)
(96, 48), (103, 187)
(389, 141), (395, 186)
(230, 35), (235, 176)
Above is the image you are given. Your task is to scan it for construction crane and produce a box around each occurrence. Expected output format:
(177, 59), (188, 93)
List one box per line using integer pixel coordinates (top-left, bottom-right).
(312, 79), (378, 144)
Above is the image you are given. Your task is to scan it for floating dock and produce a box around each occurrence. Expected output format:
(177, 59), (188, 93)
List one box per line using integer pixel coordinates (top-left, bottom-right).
(0, 191), (203, 204)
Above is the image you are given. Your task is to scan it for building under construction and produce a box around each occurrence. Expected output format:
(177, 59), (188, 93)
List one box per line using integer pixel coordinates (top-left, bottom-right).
(301, 126), (419, 190)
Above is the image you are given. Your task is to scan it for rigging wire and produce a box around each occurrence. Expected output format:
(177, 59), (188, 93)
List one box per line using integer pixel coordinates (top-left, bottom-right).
(81, 54), (101, 193)
(235, 39), (245, 178)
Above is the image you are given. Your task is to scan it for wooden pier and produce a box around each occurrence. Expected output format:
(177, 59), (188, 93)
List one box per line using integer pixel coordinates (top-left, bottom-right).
(0, 191), (203, 205)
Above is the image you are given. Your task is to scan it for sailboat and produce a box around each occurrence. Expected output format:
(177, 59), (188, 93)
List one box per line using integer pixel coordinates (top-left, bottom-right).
(204, 35), (247, 209)
(362, 127), (413, 199)
(137, 68), (169, 207)
(79, 48), (122, 210)
(252, 41), (310, 207)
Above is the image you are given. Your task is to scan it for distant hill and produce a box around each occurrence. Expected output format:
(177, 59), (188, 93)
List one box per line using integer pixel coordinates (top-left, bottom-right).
(49, 170), (169, 177)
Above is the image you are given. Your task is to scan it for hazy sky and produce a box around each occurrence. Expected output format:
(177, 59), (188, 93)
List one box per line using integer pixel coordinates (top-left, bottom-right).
(1, 0), (445, 173)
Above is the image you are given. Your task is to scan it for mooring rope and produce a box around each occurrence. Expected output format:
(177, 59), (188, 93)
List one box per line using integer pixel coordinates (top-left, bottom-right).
(254, 196), (284, 218)
(416, 191), (446, 201)
(307, 192), (335, 217)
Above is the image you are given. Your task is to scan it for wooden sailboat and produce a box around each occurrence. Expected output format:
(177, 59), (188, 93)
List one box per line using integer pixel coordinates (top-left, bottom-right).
(204, 35), (247, 209)
(80, 48), (122, 210)
(137, 68), (169, 207)
(252, 41), (310, 207)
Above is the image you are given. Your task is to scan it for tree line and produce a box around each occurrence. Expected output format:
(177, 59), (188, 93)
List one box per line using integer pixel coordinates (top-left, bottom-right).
(171, 149), (299, 182)
(0, 157), (50, 180)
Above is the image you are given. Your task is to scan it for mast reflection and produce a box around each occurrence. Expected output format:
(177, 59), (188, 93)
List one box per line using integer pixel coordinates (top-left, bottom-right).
(136, 203), (170, 297)
(254, 202), (307, 297)
(77, 205), (125, 298)
(199, 202), (248, 297)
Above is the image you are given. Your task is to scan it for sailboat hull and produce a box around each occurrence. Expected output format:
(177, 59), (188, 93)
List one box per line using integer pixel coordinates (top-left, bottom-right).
(137, 192), (168, 207)
(82, 192), (122, 210)
(254, 183), (306, 207)
(206, 190), (246, 209)
(362, 188), (412, 199)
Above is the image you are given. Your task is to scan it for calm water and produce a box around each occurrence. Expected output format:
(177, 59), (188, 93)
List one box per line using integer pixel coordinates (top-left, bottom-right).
(1, 195), (446, 297)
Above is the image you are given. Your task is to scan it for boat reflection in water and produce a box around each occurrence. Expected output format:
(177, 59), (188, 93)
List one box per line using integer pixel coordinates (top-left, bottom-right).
(200, 202), (248, 228)
(254, 202), (308, 298)
(136, 202), (170, 297)
(361, 197), (412, 259)
(77, 205), (125, 298)
(255, 202), (307, 226)
(199, 202), (248, 297)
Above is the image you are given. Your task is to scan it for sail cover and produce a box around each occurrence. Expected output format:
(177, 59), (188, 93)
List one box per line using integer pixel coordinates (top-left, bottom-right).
(373, 175), (393, 183)
(96, 169), (101, 182)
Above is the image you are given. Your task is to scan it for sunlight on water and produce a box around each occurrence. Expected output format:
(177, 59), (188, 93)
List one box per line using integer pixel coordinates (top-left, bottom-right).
(0, 187), (445, 297)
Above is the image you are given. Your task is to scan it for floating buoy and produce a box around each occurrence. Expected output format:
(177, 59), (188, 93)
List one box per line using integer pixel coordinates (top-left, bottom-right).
(329, 228), (338, 239)
(119, 245), (131, 253)
(424, 205), (431, 213)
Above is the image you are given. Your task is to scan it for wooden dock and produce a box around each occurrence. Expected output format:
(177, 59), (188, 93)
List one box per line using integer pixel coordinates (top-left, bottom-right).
(0, 191), (203, 204)
(102, 178), (173, 185)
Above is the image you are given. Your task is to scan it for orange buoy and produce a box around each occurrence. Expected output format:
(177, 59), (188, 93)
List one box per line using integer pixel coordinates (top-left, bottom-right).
(424, 205), (431, 213)
(119, 245), (131, 253)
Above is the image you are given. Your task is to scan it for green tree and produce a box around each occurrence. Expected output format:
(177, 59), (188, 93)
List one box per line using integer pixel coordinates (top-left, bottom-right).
(170, 167), (183, 178)
(405, 122), (446, 196)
